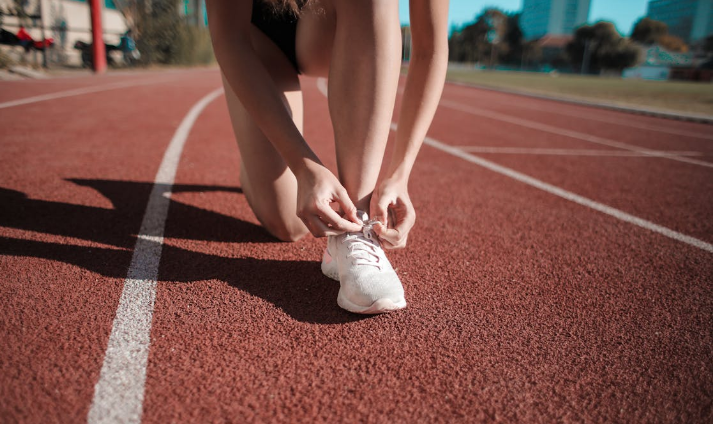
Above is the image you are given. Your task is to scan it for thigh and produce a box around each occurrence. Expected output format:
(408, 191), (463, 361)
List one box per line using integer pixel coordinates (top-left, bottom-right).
(221, 26), (307, 240)
(295, 0), (336, 77)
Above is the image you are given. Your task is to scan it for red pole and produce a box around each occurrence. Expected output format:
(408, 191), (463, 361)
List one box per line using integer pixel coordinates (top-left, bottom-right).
(89, 0), (106, 74)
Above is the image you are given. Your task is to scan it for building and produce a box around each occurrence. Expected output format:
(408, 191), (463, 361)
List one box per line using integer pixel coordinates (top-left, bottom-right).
(623, 44), (694, 80)
(0, 0), (127, 66)
(520, 0), (591, 40)
(646, 0), (712, 43)
(182, 0), (207, 27)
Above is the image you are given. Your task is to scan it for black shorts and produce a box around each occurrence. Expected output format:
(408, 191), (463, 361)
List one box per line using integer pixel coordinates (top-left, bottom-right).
(251, 0), (302, 73)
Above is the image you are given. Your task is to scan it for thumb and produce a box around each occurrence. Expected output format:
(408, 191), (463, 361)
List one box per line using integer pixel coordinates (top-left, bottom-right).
(373, 196), (391, 226)
(337, 188), (360, 225)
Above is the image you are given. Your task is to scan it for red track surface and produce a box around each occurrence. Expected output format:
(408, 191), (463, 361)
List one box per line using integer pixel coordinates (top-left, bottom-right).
(1, 68), (711, 423)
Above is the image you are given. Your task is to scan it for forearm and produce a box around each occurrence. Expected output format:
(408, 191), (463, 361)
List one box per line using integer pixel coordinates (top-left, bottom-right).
(389, 48), (448, 181)
(208, 15), (321, 174)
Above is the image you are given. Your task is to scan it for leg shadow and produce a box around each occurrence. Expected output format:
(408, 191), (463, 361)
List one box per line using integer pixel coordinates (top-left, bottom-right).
(0, 180), (277, 247)
(0, 237), (364, 324)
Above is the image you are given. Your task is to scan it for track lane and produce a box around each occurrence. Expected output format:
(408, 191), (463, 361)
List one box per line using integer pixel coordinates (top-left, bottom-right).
(135, 75), (712, 422)
(429, 90), (713, 243)
(0, 70), (223, 423)
(442, 83), (713, 139)
(0, 68), (216, 108)
(1, 71), (711, 423)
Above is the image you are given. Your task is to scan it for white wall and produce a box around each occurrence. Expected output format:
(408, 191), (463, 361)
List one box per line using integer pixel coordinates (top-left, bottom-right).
(1, 0), (127, 66)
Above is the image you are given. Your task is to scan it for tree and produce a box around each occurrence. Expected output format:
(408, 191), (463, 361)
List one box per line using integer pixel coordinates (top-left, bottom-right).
(448, 12), (490, 63)
(631, 17), (668, 45)
(658, 34), (688, 53)
(448, 8), (516, 66)
(501, 13), (524, 65)
(567, 22), (640, 73)
(631, 17), (688, 52)
(113, 0), (213, 65)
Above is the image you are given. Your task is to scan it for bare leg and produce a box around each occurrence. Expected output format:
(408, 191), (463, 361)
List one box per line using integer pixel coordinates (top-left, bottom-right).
(222, 27), (308, 242)
(297, 0), (402, 212)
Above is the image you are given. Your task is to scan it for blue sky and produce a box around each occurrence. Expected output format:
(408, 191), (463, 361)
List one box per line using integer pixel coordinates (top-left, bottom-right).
(399, 0), (650, 36)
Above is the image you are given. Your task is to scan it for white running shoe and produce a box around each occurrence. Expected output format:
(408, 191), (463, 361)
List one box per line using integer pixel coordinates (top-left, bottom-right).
(321, 211), (407, 314)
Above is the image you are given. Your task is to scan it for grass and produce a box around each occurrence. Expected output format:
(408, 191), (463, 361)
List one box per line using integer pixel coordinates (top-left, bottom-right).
(444, 68), (713, 117)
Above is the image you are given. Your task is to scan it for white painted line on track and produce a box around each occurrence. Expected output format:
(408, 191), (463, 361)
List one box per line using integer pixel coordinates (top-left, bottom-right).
(448, 93), (713, 141)
(455, 146), (704, 157)
(403, 124), (713, 254)
(0, 77), (182, 110)
(317, 77), (329, 97)
(316, 78), (712, 252)
(87, 87), (224, 424)
(440, 99), (713, 169)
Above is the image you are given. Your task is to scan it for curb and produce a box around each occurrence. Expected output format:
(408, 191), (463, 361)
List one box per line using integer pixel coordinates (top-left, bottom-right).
(446, 80), (713, 125)
(8, 66), (49, 79)
(0, 69), (25, 81)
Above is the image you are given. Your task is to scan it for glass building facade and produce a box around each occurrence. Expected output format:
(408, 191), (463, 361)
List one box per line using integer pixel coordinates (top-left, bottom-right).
(646, 0), (712, 42)
(520, 0), (592, 40)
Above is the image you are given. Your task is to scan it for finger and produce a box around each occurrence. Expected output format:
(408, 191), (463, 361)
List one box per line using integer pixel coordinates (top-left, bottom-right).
(376, 230), (407, 250)
(380, 238), (398, 250)
(316, 202), (362, 233)
(304, 215), (343, 238)
(373, 196), (391, 226)
(374, 223), (402, 246)
(383, 239), (406, 250)
(336, 188), (361, 224)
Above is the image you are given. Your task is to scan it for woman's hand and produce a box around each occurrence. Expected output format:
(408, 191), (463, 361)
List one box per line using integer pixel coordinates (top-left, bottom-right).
(296, 162), (362, 237)
(370, 177), (415, 249)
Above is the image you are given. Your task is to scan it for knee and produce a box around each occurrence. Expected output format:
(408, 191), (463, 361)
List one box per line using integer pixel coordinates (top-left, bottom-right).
(263, 216), (309, 243)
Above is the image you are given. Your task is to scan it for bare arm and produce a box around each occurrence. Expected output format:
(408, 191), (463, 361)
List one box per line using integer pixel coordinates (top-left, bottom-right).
(389, 0), (449, 180)
(371, 0), (449, 248)
(205, 0), (319, 173)
(206, 0), (360, 235)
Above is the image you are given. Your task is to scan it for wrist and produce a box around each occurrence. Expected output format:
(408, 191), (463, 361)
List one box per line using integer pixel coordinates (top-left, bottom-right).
(386, 163), (412, 185)
(292, 156), (324, 180)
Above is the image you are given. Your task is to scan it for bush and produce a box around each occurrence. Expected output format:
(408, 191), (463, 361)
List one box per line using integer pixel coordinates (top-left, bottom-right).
(133, 0), (215, 66)
(0, 49), (15, 69)
(174, 24), (215, 66)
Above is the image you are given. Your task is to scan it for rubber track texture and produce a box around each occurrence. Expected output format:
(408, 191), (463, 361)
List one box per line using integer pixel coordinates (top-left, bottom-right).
(1, 69), (711, 423)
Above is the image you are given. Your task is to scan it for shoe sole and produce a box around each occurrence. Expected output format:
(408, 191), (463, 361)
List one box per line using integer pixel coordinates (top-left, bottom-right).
(337, 290), (407, 314)
(323, 247), (407, 314)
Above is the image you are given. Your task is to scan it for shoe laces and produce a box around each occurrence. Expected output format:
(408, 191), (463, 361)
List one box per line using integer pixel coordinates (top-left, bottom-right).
(342, 219), (383, 269)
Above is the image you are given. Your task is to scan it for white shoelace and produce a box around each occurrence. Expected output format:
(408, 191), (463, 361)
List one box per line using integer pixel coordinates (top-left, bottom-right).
(342, 219), (383, 269)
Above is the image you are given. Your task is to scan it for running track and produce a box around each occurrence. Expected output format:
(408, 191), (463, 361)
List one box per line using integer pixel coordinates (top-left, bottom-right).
(1, 68), (711, 423)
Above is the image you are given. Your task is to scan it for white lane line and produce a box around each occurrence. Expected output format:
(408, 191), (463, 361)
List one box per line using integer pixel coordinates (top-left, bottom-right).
(440, 99), (713, 169)
(0, 77), (182, 110)
(447, 92), (713, 140)
(87, 87), (224, 424)
(404, 125), (713, 254)
(317, 78), (712, 252)
(455, 146), (704, 157)
(317, 77), (329, 97)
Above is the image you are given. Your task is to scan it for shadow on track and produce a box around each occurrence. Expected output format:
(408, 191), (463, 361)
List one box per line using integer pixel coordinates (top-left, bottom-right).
(0, 179), (274, 247)
(0, 180), (363, 324)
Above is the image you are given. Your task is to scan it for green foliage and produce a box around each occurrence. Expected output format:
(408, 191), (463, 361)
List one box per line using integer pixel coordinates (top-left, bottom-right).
(448, 9), (553, 69)
(631, 17), (688, 53)
(173, 24), (215, 66)
(449, 8), (522, 66)
(0, 49), (15, 68)
(126, 0), (215, 66)
(631, 18), (668, 45)
(567, 22), (640, 73)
